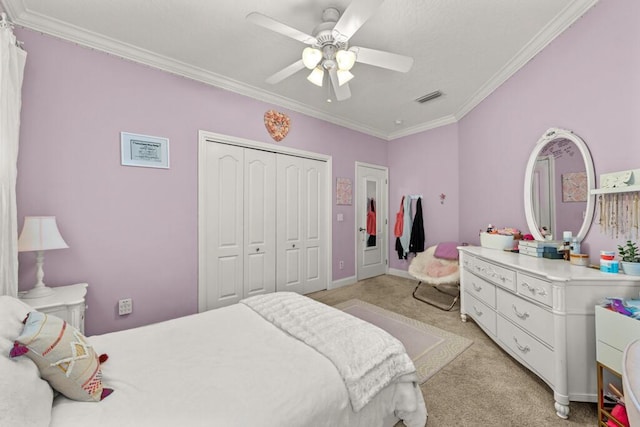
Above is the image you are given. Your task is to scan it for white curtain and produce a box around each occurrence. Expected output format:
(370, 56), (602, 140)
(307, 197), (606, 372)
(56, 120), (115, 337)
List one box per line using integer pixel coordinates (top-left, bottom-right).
(0, 18), (26, 297)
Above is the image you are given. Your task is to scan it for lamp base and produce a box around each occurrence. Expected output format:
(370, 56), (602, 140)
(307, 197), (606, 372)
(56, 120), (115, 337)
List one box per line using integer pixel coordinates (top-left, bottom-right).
(21, 285), (55, 299)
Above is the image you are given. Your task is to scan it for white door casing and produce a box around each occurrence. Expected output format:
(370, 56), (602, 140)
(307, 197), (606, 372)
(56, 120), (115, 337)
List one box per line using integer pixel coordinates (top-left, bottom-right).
(356, 162), (388, 281)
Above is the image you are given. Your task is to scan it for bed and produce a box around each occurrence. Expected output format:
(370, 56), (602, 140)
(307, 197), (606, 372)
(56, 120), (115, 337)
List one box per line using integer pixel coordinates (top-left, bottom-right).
(1, 292), (427, 427)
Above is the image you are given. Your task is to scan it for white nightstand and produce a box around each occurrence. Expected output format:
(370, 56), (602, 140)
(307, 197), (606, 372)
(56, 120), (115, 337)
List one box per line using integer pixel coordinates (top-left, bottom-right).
(19, 283), (88, 333)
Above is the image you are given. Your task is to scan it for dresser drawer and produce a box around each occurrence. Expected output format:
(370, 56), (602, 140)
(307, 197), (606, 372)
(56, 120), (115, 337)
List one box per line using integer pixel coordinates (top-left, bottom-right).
(497, 315), (555, 386)
(470, 257), (516, 291)
(462, 269), (496, 308)
(517, 273), (552, 307)
(497, 289), (554, 347)
(464, 292), (497, 336)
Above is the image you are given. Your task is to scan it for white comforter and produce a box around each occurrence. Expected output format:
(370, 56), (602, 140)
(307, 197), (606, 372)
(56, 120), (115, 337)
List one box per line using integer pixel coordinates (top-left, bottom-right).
(241, 292), (417, 412)
(50, 301), (427, 427)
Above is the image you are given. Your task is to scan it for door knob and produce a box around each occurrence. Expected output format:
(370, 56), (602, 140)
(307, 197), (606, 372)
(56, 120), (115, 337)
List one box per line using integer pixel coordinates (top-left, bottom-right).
(359, 227), (366, 232)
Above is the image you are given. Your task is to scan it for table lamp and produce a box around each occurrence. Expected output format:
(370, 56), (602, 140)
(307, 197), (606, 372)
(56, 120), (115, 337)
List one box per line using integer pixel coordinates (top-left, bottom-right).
(18, 216), (68, 299)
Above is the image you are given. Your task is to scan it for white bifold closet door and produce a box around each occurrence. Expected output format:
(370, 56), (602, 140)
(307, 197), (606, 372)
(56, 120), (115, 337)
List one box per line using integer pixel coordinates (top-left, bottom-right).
(200, 141), (326, 311)
(201, 143), (276, 310)
(276, 155), (326, 295)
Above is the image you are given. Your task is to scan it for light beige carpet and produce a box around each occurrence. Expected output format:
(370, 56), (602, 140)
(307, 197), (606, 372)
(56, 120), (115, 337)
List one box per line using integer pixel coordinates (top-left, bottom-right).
(335, 299), (472, 383)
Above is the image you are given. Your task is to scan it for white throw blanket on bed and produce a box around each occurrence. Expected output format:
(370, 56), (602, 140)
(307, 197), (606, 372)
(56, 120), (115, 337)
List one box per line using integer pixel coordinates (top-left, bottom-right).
(240, 292), (416, 412)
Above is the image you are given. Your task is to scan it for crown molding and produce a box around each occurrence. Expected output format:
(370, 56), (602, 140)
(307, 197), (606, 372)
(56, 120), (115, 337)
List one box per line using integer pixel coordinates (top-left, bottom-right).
(454, 0), (599, 121)
(387, 115), (458, 141)
(3, 1), (388, 140)
(2, 0), (598, 141)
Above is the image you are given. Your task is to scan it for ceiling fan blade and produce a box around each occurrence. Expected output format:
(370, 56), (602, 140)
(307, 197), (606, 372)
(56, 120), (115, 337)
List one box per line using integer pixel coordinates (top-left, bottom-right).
(329, 68), (352, 101)
(350, 46), (414, 73)
(332, 0), (385, 43)
(247, 12), (318, 45)
(266, 59), (306, 84)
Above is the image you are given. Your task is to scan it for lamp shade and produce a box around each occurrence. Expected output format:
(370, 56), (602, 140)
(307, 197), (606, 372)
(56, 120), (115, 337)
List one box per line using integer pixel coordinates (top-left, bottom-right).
(18, 216), (68, 252)
(307, 67), (325, 87)
(337, 69), (354, 86)
(336, 49), (356, 71)
(302, 47), (322, 69)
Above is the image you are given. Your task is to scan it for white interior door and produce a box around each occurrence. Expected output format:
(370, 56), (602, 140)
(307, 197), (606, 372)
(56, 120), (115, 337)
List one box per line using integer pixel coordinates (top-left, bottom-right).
(533, 156), (556, 238)
(303, 158), (326, 293)
(356, 163), (388, 280)
(277, 155), (304, 293)
(200, 143), (244, 310)
(276, 155), (327, 294)
(244, 149), (276, 297)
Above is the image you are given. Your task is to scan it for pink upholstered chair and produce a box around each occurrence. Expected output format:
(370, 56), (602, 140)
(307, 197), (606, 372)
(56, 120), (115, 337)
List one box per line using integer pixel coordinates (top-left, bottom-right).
(623, 338), (640, 427)
(408, 244), (460, 311)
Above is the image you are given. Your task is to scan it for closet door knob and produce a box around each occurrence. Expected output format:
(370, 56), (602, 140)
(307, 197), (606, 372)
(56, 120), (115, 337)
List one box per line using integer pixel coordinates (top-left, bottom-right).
(359, 227), (366, 232)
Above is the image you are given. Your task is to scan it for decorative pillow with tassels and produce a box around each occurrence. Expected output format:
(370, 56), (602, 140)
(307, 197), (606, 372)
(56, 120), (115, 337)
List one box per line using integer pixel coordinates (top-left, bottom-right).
(10, 311), (113, 402)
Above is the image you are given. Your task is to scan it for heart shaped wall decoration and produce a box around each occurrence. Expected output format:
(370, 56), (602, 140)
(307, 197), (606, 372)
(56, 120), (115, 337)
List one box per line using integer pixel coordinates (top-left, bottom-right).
(264, 110), (290, 142)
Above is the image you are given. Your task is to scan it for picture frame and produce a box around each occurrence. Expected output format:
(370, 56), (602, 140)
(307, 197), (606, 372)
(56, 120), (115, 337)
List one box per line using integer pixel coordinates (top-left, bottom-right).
(336, 177), (353, 205)
(120, 132), (170, 169)
(562, 171), (587, 202)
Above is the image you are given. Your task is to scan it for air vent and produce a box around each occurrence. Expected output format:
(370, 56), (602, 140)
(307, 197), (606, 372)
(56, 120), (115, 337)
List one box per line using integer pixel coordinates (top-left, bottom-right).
(415, 90), (442, 104)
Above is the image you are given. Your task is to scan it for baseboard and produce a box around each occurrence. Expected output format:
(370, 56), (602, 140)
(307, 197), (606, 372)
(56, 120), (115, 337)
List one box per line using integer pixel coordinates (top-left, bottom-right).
(388, 268), (412, 280)
(330, 275), (357, 290)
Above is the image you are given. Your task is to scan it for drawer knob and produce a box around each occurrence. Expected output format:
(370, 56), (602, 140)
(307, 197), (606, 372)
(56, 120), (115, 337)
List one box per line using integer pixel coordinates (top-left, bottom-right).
(513, 337), (531, 353)
(512, 304), (530, 320)
(472, 282), (483, 292)
(473, 306), (483, 316)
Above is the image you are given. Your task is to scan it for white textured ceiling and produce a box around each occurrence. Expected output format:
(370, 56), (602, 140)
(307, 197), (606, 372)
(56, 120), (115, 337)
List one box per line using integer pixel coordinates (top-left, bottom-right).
(1, 0), (597, 140)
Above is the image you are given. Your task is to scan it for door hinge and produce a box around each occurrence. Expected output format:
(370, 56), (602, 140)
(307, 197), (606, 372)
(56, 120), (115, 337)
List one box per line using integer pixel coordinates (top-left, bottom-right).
(385, 259), (388, 265)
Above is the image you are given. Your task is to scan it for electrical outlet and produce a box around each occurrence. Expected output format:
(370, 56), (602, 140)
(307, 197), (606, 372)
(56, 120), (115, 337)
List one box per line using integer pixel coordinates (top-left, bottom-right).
(339, 260), (344, 269)
(118, 298), (133, 316)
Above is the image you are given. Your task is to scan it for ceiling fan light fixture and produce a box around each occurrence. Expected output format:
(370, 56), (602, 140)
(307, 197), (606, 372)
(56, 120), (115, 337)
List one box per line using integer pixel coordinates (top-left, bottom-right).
(307, 67), (325, 87)
(337, 70), (354, 86)
(302, 47), (323, 69)
(336, 49), (356, 71)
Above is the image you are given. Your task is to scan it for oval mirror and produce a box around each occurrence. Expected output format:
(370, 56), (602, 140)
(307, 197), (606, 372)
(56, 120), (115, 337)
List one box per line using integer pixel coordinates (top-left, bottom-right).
(524, 128), (595, 242)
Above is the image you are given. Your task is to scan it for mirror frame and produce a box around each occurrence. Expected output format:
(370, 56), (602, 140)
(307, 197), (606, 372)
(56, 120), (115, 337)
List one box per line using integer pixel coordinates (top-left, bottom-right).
(524, 128), (595, 242)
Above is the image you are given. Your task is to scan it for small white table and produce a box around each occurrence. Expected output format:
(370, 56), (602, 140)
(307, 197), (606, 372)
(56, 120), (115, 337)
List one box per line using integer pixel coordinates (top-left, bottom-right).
(19, 283), (88, 333)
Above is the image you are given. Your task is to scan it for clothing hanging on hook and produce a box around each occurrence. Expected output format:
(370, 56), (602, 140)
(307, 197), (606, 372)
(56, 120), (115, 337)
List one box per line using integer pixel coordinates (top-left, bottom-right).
(409, 197), (425, 254)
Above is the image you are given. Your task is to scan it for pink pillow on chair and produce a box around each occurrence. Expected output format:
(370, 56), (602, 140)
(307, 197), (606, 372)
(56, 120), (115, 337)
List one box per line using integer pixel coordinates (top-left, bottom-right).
(433, 242), (459, 260)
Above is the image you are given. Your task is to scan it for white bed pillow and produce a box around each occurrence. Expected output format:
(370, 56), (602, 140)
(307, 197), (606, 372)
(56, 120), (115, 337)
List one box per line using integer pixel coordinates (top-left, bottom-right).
(0, 295), (53, 427)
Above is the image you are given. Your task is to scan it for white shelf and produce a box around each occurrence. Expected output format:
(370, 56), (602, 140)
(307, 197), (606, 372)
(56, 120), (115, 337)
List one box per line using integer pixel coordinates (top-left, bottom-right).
(591, 185), (640, 195)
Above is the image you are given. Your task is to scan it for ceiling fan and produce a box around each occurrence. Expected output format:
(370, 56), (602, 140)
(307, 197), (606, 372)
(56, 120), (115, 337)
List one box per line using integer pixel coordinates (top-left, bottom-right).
(247, 0), (414, 101)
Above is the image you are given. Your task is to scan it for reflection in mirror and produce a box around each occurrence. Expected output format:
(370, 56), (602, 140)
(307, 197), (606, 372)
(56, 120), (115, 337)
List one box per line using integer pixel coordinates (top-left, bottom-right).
(524, 128), (595, 242)
(366, 180), (377, 247)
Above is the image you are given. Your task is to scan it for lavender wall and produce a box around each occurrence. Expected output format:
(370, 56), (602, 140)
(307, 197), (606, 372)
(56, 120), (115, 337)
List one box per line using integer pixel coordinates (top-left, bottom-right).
(15, 29), (387, 335)
(387, 124), (460, 270)
(458, 0), (640, 261)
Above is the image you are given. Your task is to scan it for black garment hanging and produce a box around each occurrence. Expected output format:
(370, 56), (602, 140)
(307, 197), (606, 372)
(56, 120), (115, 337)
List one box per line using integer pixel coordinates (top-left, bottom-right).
(409, 197), (425, 253)
(395, 237), (405, 259)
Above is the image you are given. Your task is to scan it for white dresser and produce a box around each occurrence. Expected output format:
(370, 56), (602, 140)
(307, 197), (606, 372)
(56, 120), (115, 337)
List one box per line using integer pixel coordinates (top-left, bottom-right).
(459, 246), (640, 419)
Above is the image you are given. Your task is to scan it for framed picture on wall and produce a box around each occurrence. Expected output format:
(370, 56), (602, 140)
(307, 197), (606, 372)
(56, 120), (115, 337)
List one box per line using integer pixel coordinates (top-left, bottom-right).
(121, 132), (170, 169)
(562, 171), (587, 202)
(336, 178), (352, 205)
